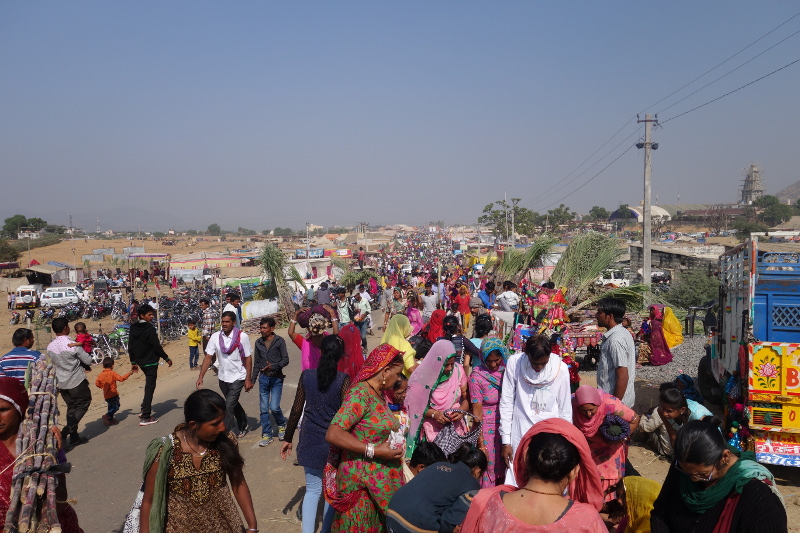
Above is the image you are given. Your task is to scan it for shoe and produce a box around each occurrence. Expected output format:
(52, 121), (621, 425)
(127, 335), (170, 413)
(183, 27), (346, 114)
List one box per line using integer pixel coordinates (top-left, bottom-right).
(139, 417), (159, 426)
(102, 414), (111, 426)
(278, 426), (286, 441)
(258, 436), (273, 447)
(109, 419), (120, 425)
(237, 428), (248, 439)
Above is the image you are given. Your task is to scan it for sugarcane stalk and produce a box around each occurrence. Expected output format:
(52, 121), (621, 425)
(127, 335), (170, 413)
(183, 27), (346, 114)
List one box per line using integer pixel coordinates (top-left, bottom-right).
(44, 476), (59, 533)
(4, 477), (23, 532)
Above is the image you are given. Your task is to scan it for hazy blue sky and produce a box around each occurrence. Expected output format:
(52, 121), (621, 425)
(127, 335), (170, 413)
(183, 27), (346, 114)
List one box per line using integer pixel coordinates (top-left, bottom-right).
(2, 2), (799, 232)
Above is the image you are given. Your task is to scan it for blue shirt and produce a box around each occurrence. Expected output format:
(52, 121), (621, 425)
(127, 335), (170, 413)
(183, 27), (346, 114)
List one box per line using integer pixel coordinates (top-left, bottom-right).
(478, 290), (495, 309)
(0, 347), (42, 383)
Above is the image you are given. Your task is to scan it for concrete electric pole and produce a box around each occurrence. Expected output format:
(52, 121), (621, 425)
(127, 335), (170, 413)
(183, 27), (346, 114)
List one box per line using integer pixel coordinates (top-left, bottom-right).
(637, 114), (659, 288)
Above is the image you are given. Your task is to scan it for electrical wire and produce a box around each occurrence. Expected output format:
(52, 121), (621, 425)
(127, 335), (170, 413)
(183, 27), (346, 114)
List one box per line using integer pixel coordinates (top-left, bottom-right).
(656, 28), (800, 116)
(639, 10), (800, 114)
(661, 57), (800, 124)
(536, 144), (638, 212)
(526, 127), (642, 211)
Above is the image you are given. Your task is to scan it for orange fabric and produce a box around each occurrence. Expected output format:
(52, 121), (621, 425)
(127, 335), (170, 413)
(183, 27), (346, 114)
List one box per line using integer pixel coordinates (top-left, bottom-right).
(94, 368), (133, 399)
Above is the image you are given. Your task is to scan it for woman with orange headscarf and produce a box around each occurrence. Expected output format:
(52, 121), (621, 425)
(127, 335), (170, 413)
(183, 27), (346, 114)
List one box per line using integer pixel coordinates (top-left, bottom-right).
(324, 344), (406, 532)
(461, 418), (605, 533)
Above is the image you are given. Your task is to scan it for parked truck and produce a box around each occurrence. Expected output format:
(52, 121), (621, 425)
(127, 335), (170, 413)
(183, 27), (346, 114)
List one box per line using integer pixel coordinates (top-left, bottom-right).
(711, 238), (800, 467)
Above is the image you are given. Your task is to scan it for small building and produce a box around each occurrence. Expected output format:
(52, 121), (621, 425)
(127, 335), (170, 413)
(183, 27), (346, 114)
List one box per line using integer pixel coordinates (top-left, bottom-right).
(17, 230), (41, 240)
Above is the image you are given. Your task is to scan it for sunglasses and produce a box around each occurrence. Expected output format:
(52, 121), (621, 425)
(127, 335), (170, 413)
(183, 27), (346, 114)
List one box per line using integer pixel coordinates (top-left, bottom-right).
(673, 460), (715, 482)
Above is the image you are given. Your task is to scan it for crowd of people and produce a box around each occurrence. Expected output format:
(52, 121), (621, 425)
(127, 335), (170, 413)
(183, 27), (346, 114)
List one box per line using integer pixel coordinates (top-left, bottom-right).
(0, 253), (790, 532)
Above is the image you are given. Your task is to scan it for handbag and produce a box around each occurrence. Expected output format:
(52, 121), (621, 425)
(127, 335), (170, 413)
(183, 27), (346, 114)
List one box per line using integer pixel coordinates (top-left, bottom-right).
(433, 409), (482, 456)
(121, 483), (144, 533)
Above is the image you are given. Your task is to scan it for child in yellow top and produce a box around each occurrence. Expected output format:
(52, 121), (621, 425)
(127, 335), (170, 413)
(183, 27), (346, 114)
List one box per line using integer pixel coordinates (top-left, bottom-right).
(187, 319), (202, 369)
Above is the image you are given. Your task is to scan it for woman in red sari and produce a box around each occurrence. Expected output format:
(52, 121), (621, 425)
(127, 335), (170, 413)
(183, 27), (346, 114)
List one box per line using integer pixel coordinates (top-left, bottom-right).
(425, 309), (446, 344)
(461, 418), (605, 533)
(647, 305), (673, 366)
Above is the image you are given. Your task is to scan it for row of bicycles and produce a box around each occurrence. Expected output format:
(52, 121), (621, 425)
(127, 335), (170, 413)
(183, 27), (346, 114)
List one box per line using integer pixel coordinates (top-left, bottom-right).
(9, 301), (128, 326)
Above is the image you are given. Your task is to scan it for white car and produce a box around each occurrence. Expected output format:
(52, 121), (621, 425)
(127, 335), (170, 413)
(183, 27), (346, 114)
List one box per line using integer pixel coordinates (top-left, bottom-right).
(40, 287), (81, 308)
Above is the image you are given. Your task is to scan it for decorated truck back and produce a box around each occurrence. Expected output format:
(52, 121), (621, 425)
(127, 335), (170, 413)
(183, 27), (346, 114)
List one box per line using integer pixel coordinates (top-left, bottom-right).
(714, 238), (800, 467)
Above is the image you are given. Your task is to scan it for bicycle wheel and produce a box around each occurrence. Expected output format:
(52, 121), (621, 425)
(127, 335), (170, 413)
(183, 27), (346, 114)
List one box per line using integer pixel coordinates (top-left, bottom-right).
(105, 346), (120, 360)
(91, 348), (106, 365)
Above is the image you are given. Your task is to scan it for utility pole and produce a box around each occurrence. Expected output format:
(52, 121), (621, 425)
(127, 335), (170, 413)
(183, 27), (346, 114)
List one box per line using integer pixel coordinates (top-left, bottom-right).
(504, 191), (509, 243)
(510, 198), (516, 247)
(637, 114), (659, 289)
(305, 221), (310, 277)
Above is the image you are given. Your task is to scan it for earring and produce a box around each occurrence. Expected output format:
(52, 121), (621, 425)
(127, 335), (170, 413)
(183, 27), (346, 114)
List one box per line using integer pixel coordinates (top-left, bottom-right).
(382, 375), (386, 386)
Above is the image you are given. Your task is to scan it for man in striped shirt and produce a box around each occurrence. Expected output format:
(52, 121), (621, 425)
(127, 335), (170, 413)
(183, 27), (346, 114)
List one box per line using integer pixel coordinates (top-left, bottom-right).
(0, 328), (41, 383)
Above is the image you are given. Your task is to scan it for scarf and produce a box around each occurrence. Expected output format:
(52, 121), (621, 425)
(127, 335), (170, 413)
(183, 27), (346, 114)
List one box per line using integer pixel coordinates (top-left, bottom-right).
(0, 378), (28, 417)
(336, 325), (365, 382)
(679, 449), (783, 513)
(572, 385), (605, 438)
(143, 434), (175, 533)
(460, 418), (604, 533)
(426, 310), (446, 343)
(521, 352), (562, 413)
(301, 331), (328, 371)
(481, 337), (508, 363)
(218, 327), (245, 357)
(404, 340), (457, 458)
(472, 364), (504, 391)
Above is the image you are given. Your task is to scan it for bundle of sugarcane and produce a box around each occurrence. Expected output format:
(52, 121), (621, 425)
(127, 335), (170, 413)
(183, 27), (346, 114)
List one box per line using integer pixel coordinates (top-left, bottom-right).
(4, 361), (61, 533)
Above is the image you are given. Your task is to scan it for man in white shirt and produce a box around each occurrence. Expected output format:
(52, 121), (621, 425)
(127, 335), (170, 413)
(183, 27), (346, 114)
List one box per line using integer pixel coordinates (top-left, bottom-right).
(197, 311), (254, 437)
(223, 293), (243, 328)
(499, 334), (572, 486)
(358, 284), (374, 334)
(421, 283), (438, 322)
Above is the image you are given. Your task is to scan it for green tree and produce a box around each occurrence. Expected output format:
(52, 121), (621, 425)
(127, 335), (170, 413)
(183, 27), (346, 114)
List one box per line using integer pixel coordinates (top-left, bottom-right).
(665, 269), (720, 310)
(754, 195), (780, 208)
(731, 218), (769, 237)
(588, 206), (610, 221)
(478, 199), (540, 237)
(26, 217), (47, 230)
(186, 229), (198, 236)
(273, 227), (294, 237)
(3, 215), (27, 237)
(546, 204), (576, 228)
(0, 239), (20, 262)
(207, 223), (221, 236)
(761, 203), (797, 227)
(43, 224), (66, 234)
(237, 227), (257, 236)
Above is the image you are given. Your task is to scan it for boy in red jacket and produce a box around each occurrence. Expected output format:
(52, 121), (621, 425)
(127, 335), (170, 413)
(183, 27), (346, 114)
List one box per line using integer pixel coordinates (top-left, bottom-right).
(95, 357), (137, 425)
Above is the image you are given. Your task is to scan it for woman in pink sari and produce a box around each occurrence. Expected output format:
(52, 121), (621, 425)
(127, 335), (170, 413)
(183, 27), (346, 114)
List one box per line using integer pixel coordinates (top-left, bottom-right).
(648, 304), (673, 366)
(461, 418), (605, 533)
(404, 294), (424, 336)
(572, 385), (639, 502)
(405, 340), (468, 458)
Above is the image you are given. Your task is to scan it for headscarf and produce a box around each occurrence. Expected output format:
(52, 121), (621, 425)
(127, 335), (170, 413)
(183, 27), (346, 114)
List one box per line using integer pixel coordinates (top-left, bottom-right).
(675, 374), (703, 403)
(521, 352), (563, 413)
(337, 324), (365, 382)
(0, 377), (28, 418)
(426, 309), (446, 343)
(353, 343), (404, 383)
(460, 418), (604, 533)
(622, 476), (661, 533)
(572, 385), (605, 437)
(381, 315), (417, 377)
(404, 340), (457, 457)
(480, 337), (508, 363)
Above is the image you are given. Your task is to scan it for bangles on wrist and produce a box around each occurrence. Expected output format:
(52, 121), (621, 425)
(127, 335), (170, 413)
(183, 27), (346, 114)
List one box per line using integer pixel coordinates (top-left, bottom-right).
(365, 442), (375, 459)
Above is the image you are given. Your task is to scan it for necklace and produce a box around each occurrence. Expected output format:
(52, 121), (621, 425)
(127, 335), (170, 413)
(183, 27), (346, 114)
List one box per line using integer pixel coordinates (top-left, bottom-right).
(181, 434), (208, 457)
(519, 487), (562, 496)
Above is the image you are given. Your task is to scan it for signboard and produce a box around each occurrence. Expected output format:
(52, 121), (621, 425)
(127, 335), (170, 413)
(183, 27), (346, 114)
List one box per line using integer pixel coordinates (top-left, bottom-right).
(754, 430), (800, 466)
(296, 248), (324, 259)
(750, 342), (800, 398)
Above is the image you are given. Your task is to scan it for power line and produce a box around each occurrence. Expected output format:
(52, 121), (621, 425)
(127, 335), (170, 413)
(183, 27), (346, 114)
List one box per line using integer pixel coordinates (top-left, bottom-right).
(537, 144), (638, 212)
(527, 116), (637, 202)
(526, 127), (642, 211)
(639, 10), (800, 114)
(656, 27), (800, 115)
(661, 57), (800, 124)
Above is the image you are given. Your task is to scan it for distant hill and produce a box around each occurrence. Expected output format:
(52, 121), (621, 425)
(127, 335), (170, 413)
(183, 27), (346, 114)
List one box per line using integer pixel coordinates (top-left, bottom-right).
(776, 180), (800, 203)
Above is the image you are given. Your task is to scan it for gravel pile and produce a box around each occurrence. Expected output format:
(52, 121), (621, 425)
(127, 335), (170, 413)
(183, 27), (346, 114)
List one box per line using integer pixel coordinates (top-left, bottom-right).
(579, 335), (708, 385)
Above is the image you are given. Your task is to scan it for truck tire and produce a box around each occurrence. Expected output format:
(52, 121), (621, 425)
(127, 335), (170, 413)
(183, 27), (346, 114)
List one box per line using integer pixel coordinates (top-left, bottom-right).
(697, 353), (723, 406)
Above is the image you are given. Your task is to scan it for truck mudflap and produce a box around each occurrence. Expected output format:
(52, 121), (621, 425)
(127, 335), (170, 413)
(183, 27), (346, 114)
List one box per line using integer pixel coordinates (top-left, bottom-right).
(753, 429), (800, 467)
